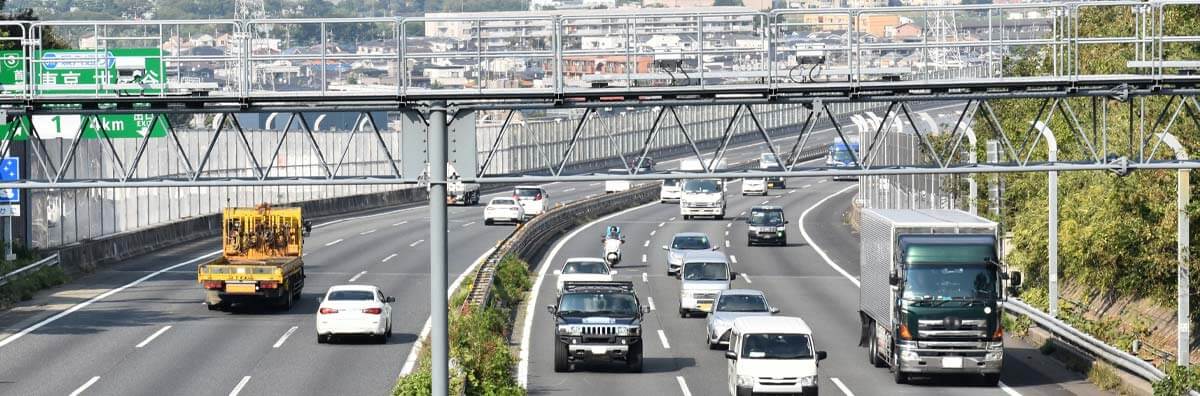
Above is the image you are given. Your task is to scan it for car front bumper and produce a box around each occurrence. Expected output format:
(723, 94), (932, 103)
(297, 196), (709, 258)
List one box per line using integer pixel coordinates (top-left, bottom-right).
(681, 206), (724, 216)
(897, 345), (1003, 374)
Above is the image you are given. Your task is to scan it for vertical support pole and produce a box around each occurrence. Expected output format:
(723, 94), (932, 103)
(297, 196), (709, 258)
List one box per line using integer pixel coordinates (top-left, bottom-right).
(4, 216), (12, 261)
(1035, 121), (1059, 318)
(1158, 132), (1190, 366)
(428, 101), (449, 396)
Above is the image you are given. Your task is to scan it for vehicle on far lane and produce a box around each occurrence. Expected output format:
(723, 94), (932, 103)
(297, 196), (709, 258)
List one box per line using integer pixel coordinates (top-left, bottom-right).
(678, 250), (735, 318)
(513, 185), (551, 218)
(484, 197), (525, 225)
(316, 285), (394, 344)
(548, 281), (650, 373)
(553, 258), (617, 293)
(604, 169), (632, 193)
(759, 153), (786, 188)
(662, 232), (716, 276)
(741, 178), (767, 196)
(746, 206), (788, 246)
(706, 289), (779, 350)
(725, 316), (826, 396)
(826, 138), (860, 181)
(660, 179), (682, 203)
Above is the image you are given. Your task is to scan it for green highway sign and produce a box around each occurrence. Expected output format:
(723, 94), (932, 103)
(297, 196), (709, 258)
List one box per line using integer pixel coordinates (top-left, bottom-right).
(0, 114), (169, 141)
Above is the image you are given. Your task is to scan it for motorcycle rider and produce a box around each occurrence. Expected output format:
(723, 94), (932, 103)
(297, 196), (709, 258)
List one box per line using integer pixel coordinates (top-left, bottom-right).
(602, 225), (624, 266)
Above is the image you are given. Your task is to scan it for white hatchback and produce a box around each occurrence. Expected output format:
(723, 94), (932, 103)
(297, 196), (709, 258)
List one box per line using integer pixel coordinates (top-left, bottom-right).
(316, 285), (394, 344)
(513, 185), (551, 218)
(741, 178), (767, 196)
(484, 197), (525, 225)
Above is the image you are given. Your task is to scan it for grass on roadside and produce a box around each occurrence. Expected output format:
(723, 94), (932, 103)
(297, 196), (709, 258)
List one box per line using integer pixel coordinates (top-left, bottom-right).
(0, 248), (69, 309)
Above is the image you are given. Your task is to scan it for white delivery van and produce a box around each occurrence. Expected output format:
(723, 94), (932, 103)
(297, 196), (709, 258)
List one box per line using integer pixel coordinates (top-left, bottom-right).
(726, 316), (827, 396)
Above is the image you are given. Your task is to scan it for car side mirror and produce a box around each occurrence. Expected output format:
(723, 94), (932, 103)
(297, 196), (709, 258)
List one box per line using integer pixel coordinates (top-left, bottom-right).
(725, 351), (738, 360)
(817, 351), (828, 361)
(730, 272), (738, 280)
(785, 221), (790, 225)
(1010, 271), (1022, 287)
(888, 272), (900, 286)
(553, 270), (562, 276)
(769, 307), (780, 314)
(385, 296), (396, 303)
(610, 270), (618, 276)
(712, 246), (720, 251)
(546, 305), (557, 314)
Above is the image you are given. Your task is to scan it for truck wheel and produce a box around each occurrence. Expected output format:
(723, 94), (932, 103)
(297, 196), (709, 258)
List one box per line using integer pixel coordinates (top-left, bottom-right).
(868, 327), (885, 368)
(627, 343), (643, 373)
(982, 373), (1001, 386)
(554, 343), (570, 372)
(892, 349), (908, 384)
(280, 292), (294, 310)
(206, 303), (220, 311)
(317, 334), (327, 344)
(679, 306), (689, 318)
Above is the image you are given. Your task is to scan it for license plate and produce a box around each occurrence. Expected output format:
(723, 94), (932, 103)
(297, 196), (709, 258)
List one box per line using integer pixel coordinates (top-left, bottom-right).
(698, 303), (712, 312)
(226, 283), (257, 294)
(942, 357), (963, 369)
(591, 346), (609, 355)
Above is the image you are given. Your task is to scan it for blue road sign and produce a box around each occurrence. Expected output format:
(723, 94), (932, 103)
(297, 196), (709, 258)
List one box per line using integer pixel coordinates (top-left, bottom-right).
(0, 157), (18, 203)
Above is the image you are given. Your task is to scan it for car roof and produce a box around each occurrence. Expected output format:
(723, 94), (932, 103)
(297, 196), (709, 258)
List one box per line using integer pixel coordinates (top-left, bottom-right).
(327, 284), (379, 293)
(751, 205), (784, 211)
(732, 316), (812, 334)
(718, 289), (766, 297)
(682, 250), (727, 262)
(672, 232), (709, 239)
(563, 257), (606, 264)
(514, 185), (544, 189)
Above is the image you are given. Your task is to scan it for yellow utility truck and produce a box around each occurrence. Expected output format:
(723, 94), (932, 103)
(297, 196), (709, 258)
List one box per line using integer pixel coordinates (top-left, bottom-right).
(198, 204), (306, 311)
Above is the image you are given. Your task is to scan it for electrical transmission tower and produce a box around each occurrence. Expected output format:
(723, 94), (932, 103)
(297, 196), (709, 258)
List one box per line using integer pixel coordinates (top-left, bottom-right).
(924, 0), (963, 71)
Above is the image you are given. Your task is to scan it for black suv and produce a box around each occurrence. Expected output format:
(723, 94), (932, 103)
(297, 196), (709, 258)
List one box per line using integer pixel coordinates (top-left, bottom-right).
(547, 281), (649, 372)
(746, 206), (788, 246)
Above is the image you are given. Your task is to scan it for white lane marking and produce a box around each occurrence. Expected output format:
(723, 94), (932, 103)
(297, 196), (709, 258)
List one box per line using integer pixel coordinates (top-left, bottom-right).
(831, 377), (855, 396)
(647, 297), (656, 311)
(642, 254), (647, 263)
(999, 382), (1022, 396)
(788, 190), (796, 194)
(302, 252), (309, 257)
(650, 230), (657, 236)
(562, 188), (576, 192)
(658, 222), (666, 227)
(324, 238), (344, 247)
(818, 179), (828, 183)
(408, 239), (425, 247)
(725, 240), (731, 248)
(742, 274), (752, 284)
(726, 223), (732, 228)
(669, 217), (676, 221)
(69, 376), (101, 396)
(643, 241), (650, 247)
(462, 221), (476, 228)
(349, 271), (367, 282)
(393, 221), (407, 226)
(401, 247), (496, 376)
(0, 250), (222, 349)
(658, 329), (671, 349)
(272, 326), (299, 348)
(802, 184), (812, 188)
(642, 272), (648, 283)
(761, 200), (770, 205)
(730, 255), (738, 264)
(229, 376), (252, 396)
(135, 325), (172, 349)
(676, 376), (692, 396)
(740, 211), (746, 216)
(519, 202), (657, 386)
(724, 230), (729, 236)
(382, 253), (397, 263)
(799, 185), (861, 287)
(588, 182), (600, 186)
(359, 229), (377, 235)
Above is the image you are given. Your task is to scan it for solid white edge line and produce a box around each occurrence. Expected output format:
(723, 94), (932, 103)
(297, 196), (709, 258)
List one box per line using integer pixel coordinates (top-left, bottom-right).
(999, 381), (1022, 396)
(518, 201), (656, 387)
(0, 249), (223, 349)
(134, 325), (172, 349)
(798, 185), (861, 287)
(68, 376), (101, 396)
(399, 247), (496, 376)
(676, 376), (692, 396)
(830, 377), (855, 396)
(272, 326), (299, 348)
(657, 329), (671, 349)
(228, 376), (251, 396)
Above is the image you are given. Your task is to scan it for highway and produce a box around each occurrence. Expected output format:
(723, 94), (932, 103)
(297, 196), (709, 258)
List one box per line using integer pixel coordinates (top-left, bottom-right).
(521, 179), (1107, 396)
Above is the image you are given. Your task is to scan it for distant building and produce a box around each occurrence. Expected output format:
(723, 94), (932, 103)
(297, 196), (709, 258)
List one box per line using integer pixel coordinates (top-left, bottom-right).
(802, 14), (904, 38)
(741, 0), (773, 10)
(891, 22), (922, 40)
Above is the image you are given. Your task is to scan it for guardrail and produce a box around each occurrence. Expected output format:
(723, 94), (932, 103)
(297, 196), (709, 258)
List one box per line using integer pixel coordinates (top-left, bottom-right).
(1005, 298), (1175, 386)
(0, 254), (61, 287)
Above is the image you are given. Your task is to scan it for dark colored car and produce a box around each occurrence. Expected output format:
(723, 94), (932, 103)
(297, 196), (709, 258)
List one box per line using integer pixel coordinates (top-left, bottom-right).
(746, 206), (788, 246)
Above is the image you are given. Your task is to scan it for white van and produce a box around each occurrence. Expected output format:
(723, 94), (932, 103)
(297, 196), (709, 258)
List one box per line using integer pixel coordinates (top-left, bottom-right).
(513, 185), (551, 218)
(726, 316), (826, 396)
(660, 179), (682, 203)
(678, 250), (734, 317)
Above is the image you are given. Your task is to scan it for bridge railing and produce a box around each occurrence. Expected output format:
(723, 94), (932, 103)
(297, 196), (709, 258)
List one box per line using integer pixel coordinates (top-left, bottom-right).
(3, 1), (1200, 101)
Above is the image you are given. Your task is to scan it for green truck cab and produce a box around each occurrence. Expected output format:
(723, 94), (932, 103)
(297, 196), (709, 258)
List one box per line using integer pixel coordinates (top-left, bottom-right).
(858, 209), (1021, 385)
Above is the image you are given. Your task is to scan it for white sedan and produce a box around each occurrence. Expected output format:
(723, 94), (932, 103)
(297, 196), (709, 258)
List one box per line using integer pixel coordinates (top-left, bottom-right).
(484, 197), (525, 225)
(741, 178), (767, 196)
(553, 258), (617, 293)
(316, 285), (394, 344)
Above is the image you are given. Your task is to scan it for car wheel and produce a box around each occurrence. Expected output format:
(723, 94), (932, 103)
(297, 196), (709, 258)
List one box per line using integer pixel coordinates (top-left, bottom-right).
(707, 333), (719, 350)
(386, 321), (393, 338)
(627, 342), (643, 373)
(679, 307), (689, 318)
(715, 215), (724, 220)
(779, 238), (787, 246)
(554, 343), (570, 372)
(484, 219), (493, 226)
(279, 292), (294, 310)
(206, 303), (220, 311)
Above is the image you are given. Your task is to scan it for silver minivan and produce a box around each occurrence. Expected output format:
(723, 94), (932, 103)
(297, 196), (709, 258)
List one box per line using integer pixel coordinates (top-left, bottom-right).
(678, 250), (735, 318)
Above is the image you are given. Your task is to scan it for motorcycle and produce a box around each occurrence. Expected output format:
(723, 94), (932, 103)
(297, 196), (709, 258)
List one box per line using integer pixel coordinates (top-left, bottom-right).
(603, 236), (624, 266)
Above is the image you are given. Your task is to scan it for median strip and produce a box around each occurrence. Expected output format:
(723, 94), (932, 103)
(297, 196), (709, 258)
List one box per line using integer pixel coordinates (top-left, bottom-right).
(135, 325), (172, 349)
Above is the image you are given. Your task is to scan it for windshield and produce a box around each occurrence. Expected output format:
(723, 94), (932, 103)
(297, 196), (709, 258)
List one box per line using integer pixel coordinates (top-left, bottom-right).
(328, 290), (374, 301)
(672, 236), (711, 250)
(563, 261), (608, 275)
(683, 179), (722, 193)
(761, 153), (777, 164)
(491, 199), (516, 206)
(557, 292), (639, 317)
(514, 188), (542, 198)
(683, 262), (729, 281)
(716, 294), (768, 312)
(741, 333), (813, 359)
(830, 146), (856, 162)
(903, 264), (1000, 301)
(663, 179), (679, 187)
(749, 210), (785, 226)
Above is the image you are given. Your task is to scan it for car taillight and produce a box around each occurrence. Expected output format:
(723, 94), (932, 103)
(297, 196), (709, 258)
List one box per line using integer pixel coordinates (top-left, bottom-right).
(259, 281), (278, 289)
(203, 281), (224, 290)
(362, 307), (383, 315)
(319, 308), (338, 314)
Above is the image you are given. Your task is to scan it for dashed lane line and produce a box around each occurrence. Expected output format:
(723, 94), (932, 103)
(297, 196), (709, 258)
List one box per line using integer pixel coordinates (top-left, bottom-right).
(658, 329), (671, 349)
(642, 273), (648, 283)
(382, 254), (397, 263)
(730, 255), (738, 264)
(408, 239), (425, 247)
(676, 376), (692, 396)
(324, 239), (344, 247)
(462, 221), (476, 228)
(642, 254), (647, 263)
(68, 376), (101, 396)
(644, 241), (650, 247)
(229, 376), (252, 396)
(392, 221), (407, 226)
(647, 297), (656, 311)
(359, 229), (377, 235)
(272, 326), (299, 348)
(349, 271), (367, 282)
(831, 377), (854, 396)
(135, 325), (172, 349)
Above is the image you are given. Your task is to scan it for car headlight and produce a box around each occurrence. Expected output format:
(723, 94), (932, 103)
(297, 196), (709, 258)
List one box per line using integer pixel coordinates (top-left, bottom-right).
(900, 350), (920, 361)
(616, 326), (634, 336)
(985, 351), (1004, 361)
(776, 226), (788, 232)
(559, 325), (582, 336)
(798, 375), (817, 387)
(736, 375), (755, 387)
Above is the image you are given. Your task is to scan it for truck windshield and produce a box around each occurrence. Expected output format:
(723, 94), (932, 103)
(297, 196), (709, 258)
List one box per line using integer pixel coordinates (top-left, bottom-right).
(741, 334), (813, 359)
(683, 179), (721, 193)
(716, 294), (768, 312)
(749, 210), (785, 226)
(557, 292), (639, 317)
(683, 262), (729, 281)
(903, 264), (999, 301)
(830, 147), (855, 163)
(663, 179), (679, 187)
